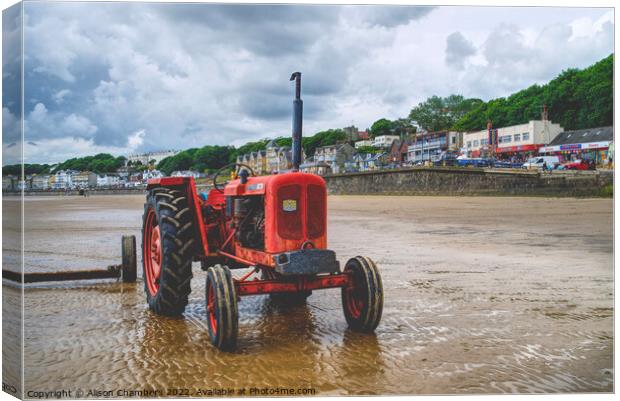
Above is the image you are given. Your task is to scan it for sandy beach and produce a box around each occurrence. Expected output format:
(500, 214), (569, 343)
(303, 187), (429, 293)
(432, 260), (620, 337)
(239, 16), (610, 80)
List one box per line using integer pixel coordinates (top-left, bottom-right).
(2, 194), (613, 395)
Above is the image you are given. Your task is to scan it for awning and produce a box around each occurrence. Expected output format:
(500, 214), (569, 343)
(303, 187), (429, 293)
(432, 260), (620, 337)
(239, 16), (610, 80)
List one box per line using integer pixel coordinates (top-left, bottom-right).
(539, 140), (611, 153)
(495, 144), (542, 154)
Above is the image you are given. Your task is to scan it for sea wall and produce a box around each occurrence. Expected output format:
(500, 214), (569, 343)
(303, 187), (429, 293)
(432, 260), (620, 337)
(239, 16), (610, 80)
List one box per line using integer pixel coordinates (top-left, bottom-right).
(9, 188), (146, 196)
(4, 168), (613, 197)
(323, 167), (613, 197)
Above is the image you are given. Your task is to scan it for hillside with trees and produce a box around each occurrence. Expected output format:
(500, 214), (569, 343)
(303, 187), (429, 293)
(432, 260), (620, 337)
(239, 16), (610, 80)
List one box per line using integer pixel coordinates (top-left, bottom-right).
(53, 153), (127, 173)
(369, 118), (416, 138)
(155, 129), (349, 175)
(452, 54), (613, 132)
(2, 163), (52, 176)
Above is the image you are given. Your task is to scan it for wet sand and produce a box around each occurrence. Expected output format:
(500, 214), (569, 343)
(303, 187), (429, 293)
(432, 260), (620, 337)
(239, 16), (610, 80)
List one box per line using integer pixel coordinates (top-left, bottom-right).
(2, 195), (613, 395)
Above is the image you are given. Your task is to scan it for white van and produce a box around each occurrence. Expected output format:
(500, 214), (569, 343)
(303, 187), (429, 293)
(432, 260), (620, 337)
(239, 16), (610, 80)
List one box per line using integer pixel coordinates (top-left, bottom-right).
(522, 156), (560, 170)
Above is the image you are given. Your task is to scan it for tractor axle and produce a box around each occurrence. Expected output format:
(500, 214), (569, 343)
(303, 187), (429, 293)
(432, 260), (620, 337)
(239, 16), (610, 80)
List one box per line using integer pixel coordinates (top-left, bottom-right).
(234, 272), (350, 296)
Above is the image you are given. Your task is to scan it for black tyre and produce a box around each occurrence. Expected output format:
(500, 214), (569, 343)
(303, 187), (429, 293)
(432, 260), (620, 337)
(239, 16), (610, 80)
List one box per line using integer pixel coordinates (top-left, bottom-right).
(205, 264), (238, 350)
(341, 256), (383, 332)
(121, 235), (137, 283)
(142, 187), (195, 316)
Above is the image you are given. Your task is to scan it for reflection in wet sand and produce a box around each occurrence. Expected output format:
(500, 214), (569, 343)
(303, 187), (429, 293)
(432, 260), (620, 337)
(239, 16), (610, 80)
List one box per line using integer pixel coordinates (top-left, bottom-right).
(3, 195), (613, 394)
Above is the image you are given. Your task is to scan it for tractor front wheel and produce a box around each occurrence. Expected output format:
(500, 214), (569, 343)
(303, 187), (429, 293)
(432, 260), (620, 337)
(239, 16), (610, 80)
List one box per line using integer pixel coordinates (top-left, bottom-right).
(205, 264), (238, 350)
(342, 256), (383, 332)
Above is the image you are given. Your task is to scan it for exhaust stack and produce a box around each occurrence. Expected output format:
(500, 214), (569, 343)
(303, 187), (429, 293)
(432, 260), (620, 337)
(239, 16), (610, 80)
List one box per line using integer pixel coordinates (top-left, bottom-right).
(290, 72), (303, 171)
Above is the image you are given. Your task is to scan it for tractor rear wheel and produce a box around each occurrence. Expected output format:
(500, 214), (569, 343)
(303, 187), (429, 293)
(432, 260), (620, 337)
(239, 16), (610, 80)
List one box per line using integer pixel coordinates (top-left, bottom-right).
(205, 264), (238, 350)
(142, 187), (195, 316)
(341, 256), (383, 332)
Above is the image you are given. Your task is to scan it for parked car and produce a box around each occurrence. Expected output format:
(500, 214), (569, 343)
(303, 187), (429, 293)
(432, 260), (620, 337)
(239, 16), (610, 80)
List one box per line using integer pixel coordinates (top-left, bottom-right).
(433, 152), (459, 167)
(457, 157), (492, 168)
(522, 156), (560, 170)
(563, 159), (595, 170)
(491, 160), (523, 169)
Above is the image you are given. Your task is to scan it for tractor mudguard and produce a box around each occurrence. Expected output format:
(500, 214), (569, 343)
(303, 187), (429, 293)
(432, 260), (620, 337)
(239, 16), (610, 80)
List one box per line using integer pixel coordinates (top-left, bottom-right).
(146, 176), (209, 257)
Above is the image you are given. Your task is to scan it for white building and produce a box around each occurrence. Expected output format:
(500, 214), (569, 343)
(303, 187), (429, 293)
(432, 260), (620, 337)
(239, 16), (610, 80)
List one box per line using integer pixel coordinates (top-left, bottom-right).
(127, 150), (178, 166)
(354, 140), (374, 149)
(171, 170), (204, 178)
(407, 131), (462, 163)
(144, 169), (164, 179)
(463, 120), (563, 158)
(372, 135), (400, 148)
(30, 174), (51, 190)
(72, 171), (98, 188)
(52, 170), (76, 189)
(97, 174), (121, 187)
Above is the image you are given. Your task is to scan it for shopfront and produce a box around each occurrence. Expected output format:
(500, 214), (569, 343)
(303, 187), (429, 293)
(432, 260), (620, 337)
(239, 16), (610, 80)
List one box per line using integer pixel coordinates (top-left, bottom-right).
(495, 144), (544, 162)
(539, 141), (611, 164)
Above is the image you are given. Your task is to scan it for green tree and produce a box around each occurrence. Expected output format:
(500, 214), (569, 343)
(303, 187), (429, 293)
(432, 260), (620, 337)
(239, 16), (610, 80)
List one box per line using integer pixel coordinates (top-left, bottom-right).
(193, 145), (234, 171)
(302, 129), (347, 157)
(234, 139), (269, 161)
(157, 151), (193, 175)
(391, 118), (416, 137)
(369, 119), (394, 138)
(409, 95), (482, 132)
(355, 146), (380, 154)
(2, 163), (51, 177)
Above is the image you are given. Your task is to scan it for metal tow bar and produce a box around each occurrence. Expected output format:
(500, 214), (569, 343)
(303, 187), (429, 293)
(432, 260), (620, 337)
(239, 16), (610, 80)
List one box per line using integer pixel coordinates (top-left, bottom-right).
(2, 235), (137, 284)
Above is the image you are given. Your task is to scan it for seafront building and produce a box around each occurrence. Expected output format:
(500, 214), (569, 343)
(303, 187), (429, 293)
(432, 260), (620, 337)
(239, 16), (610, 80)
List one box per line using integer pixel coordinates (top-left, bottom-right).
(372, 135), (400, 148)
(127, 150), (178, 166)
(96, 174), (121, 187)
(354, 140), (374, 149)
(388, 139), (412, 165)
(539, 126), (613, 164)
(313, 143), (356, 174)
(30, 174), (51, 190)
(407, 131), (462, 163)
(73, 171), (97, 188)
(236, 140), (305, 175)
(463, 120), (563, 160)
(52, 170), (77, 189)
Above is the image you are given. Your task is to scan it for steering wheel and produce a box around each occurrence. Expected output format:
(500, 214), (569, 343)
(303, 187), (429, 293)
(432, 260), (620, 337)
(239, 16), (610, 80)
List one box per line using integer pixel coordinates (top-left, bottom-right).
(212, 162), (256, 193)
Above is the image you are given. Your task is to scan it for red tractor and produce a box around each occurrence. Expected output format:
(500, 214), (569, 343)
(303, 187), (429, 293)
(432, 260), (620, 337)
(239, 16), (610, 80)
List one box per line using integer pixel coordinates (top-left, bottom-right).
(141, 73), (383, 350)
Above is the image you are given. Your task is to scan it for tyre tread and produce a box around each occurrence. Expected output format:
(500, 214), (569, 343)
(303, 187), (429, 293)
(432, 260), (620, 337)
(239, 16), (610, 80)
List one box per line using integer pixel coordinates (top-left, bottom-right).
(142, 187), (195, 316)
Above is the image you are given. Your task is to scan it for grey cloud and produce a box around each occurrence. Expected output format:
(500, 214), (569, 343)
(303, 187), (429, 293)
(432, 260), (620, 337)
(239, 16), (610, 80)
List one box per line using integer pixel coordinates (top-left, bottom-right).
(483, 24), (530, 66)
(347, 5), (435, 28)
(445, 32), (477, 70)
(155, 4), (340, 57)
(7, 3), (614, 164)
(24, 102), (98, 142)
(239, 93), (292, 121)
(3, 3), (22, 147)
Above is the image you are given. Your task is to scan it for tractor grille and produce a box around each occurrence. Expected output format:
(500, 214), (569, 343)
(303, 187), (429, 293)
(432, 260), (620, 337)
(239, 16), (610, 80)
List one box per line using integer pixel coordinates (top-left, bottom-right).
(277, 184), (302, 239)
(306, 184), (325, 238)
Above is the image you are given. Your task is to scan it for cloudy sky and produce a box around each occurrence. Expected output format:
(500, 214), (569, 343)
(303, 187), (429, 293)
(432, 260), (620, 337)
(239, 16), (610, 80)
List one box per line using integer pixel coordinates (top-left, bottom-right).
(2, 2), (614, 164)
